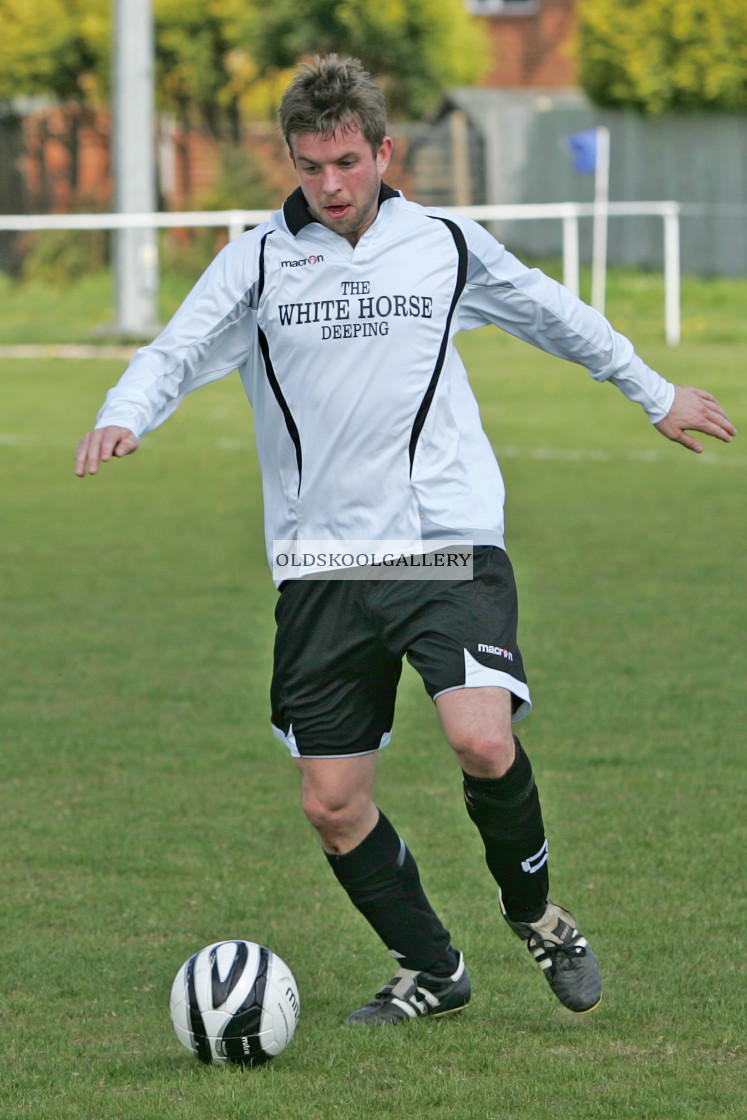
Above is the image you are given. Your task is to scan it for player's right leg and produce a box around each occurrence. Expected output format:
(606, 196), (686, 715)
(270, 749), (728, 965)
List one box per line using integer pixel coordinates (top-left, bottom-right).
(295, 754), (469, 1025)
(294, 752), (380, 856)
(270, 578), (470, 1025)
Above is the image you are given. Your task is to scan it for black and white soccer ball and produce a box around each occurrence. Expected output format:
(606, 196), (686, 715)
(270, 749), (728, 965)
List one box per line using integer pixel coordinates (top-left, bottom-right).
(169, 940), (300, 1066)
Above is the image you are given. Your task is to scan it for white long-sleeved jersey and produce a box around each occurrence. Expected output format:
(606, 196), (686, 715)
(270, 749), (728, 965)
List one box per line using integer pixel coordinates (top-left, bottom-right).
(96, 185), (674, 578)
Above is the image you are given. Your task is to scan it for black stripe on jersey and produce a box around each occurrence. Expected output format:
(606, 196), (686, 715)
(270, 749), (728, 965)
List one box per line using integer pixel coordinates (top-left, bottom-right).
(257, 230), (272, 300)
(408, 217), (468, 474)
(257, 232), (303, 494)
(258, 328), (303, 495)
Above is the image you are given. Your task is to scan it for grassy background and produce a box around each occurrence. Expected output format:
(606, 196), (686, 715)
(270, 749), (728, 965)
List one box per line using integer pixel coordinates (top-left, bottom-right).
(0, 267), (745, 1118)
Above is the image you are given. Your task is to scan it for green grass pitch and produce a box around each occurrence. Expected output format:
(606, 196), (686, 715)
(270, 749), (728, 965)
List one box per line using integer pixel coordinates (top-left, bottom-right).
(0, 271), (745, 1118)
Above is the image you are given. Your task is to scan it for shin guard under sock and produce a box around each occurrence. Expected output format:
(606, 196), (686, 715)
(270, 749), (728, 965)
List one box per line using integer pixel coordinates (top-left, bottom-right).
(463, 738), (549, 922)
(325, 810), (457, 974)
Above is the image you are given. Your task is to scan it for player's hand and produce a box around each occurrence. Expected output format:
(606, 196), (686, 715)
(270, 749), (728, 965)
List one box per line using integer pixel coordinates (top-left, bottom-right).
(75, 426), (140, 476)
(654, 386), (737, 454)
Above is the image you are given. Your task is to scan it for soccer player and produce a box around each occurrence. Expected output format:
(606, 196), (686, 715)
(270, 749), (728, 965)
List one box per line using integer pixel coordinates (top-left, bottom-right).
(76, 56), (736, 1025)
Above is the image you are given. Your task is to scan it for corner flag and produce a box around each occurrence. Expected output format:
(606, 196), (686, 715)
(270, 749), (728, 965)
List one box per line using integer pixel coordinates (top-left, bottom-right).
(566, 129), (598, 174)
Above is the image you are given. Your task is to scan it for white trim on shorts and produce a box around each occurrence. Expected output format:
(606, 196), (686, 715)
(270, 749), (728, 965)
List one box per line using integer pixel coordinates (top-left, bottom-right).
(271, 722), (393, 759)
(432, 649), (532, 722)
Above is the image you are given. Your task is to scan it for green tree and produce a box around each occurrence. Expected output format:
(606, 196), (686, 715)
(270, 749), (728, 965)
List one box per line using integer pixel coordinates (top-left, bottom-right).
(0, 0), (489, 122)
(154, 0), (257, 134)
(245, 0), (490, 118)
(0, 0), (256, 130)
(0, 0), (109, 102)
(577, 0), (747, 113)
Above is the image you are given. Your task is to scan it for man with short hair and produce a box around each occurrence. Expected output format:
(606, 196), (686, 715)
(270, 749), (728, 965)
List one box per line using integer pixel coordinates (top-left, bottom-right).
(76, 55), (735, 1026)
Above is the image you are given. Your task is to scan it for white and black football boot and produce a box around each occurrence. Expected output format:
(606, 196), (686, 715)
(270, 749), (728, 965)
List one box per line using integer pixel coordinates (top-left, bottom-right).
(502, 897), (603, 1013)
(345, 951), (471, 1026)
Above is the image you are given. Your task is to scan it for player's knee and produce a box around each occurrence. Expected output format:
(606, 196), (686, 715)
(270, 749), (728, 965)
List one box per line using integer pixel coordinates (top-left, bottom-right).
(301, 788), (367, 838)
(449, 728), (517, 778)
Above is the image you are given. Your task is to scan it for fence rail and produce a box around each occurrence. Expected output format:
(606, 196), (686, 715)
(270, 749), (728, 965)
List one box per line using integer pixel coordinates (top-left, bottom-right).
(4, 202), (744, 346)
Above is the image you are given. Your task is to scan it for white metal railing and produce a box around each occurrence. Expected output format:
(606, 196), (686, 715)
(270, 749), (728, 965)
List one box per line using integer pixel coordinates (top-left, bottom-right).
(0, 208), (265, 242)
(0, 200), (710, 346)
(451, 201), (682, 346)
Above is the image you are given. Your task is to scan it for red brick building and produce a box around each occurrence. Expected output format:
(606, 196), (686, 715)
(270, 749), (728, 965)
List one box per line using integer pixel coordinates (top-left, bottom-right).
(468, 0), (578, 90)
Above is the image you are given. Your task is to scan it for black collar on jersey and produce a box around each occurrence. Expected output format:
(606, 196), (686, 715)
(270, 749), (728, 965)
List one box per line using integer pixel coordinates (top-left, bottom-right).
(283, 182), (400, 236)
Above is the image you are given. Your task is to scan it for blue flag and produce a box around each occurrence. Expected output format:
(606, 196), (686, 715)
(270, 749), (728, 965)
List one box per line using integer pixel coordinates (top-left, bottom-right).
(566, 129), (598, 174)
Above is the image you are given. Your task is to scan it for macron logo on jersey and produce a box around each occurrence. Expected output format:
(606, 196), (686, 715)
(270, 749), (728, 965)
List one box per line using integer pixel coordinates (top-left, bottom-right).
(477, 643), (514, 662)
(281, 254), (324, 268)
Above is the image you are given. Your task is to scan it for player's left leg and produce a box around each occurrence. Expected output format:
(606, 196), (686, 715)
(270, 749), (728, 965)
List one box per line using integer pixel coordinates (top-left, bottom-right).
(392, 546), (601, 1014)
(437, 685), (549, 920)
(437, 684), (602, 1014)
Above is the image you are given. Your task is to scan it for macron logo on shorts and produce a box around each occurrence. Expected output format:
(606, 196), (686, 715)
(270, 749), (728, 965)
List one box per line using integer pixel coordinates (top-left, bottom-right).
(477, 643), (514, 662)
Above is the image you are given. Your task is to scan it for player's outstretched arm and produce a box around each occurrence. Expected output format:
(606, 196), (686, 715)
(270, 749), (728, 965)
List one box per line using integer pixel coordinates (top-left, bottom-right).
(654, 385), (737, 454)
(75, 426), (140, 477)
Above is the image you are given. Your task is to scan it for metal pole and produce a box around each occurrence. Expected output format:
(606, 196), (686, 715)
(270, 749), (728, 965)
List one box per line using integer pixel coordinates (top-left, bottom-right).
(562, 212), (580, 295)
(228, 215), (247, 241)
(450, 110), (472, 208)
(591, 126), (610, 314)
(663, 206), (681, 347)
(112, 0), (159, 336)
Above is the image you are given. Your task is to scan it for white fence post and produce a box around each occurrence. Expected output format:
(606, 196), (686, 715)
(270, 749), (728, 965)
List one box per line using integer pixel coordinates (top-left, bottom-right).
(663, 205), (682, 347)
(228, 213), (247, 241)
(562, 211), (580, 295)
(591, 126), (610, 315)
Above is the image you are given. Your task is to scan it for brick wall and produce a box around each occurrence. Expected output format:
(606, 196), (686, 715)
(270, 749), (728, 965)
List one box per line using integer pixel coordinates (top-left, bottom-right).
(22, 104), (110, 212)
(14, 105), (415, 217)
(479, 0), (578, 89)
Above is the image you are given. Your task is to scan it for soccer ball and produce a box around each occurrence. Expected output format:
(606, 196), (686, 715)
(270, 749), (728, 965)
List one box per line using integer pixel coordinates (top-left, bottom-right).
(169, 940), (300, 1066)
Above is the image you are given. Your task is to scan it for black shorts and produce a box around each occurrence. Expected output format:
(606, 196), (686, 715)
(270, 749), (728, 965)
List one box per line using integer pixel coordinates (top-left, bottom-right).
(270, 546), (531, 758)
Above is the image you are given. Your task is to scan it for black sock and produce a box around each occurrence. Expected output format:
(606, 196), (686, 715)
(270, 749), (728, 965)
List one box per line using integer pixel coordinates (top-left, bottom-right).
(463, 738), (549, 922)
(325, 810), (458, 974)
